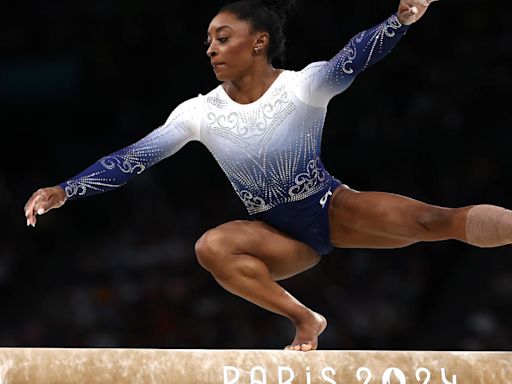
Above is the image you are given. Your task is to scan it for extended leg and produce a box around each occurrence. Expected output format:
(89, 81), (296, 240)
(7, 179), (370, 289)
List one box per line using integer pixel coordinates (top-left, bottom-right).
(329, 185), (512, 248)
(195, 220), (325, 351)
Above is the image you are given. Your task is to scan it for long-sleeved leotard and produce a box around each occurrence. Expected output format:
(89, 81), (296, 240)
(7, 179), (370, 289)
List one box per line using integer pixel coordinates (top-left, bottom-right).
(60, 15), (408, 216)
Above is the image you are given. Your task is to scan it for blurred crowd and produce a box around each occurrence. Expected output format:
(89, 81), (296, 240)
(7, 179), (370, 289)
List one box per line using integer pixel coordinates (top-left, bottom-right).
(1, 0), (511, 350)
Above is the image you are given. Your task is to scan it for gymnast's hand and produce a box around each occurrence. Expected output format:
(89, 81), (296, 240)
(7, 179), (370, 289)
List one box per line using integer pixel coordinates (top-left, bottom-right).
(24, 186), (67, 227)
(397, 0), (438, 25)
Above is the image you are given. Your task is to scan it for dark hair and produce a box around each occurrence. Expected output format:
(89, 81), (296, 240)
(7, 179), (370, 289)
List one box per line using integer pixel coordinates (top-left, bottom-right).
(219, 0), (297, 66)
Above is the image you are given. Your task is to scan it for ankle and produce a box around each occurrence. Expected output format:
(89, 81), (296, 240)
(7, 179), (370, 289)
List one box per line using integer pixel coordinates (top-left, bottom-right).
(290, 309), (318, 326)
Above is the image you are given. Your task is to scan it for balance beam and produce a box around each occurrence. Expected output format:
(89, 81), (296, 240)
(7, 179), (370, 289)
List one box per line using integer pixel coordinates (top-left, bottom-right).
(0, 349), (510, 383)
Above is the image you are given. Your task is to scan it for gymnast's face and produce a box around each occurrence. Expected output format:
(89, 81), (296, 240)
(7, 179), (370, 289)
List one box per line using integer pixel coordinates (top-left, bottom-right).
(206, 12), (266, 82)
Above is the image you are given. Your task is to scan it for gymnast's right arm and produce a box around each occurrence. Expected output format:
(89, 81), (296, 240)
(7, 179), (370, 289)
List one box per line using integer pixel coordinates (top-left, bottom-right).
(293, 0), (437, 107)
(24, 97), (201, 227)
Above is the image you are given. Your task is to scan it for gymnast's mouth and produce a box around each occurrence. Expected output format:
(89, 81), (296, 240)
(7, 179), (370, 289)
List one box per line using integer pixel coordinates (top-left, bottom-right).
(211, 62), (226, 70)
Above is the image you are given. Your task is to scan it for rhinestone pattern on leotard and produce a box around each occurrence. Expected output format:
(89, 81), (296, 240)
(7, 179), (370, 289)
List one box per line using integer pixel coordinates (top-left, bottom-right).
(59, 15), (408, 215)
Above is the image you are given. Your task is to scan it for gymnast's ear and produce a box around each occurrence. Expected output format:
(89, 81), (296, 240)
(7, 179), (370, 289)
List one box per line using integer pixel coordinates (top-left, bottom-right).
(254, 32), (270, 52)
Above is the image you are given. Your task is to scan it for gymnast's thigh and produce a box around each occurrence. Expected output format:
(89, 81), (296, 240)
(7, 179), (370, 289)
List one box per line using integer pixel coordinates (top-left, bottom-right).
(200, 219), (321, 280)
(327, 185), (418, 249)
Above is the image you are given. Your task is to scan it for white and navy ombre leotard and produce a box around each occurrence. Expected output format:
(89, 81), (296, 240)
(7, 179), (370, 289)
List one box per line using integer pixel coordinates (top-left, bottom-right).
(59, 15), (409, 254)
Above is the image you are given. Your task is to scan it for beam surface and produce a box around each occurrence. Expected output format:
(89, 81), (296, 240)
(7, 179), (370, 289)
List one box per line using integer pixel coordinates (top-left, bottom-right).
(0, 349), (511, 383)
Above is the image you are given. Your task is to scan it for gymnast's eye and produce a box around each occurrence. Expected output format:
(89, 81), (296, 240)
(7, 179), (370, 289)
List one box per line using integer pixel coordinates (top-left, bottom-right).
(218, 37), (229, 44)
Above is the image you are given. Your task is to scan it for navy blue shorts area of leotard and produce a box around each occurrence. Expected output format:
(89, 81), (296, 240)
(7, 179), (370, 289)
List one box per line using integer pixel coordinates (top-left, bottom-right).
(252, 178), (342, 256)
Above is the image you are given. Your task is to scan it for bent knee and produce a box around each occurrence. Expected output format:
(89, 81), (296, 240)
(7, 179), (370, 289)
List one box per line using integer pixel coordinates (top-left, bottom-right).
(195, 224), (242, 271)
(195, 230), (224, 270)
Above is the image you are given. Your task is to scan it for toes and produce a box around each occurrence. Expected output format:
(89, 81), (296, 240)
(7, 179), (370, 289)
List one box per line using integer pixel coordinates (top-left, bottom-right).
(285, 343), (315, 351)
(285, 345), (301, 351)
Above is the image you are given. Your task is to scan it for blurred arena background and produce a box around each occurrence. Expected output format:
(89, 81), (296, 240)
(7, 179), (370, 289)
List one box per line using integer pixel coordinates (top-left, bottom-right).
(1, 0), (511, 350)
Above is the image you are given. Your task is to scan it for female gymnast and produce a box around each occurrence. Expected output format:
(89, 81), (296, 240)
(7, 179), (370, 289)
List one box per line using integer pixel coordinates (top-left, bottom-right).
(24, 0), (512, 351)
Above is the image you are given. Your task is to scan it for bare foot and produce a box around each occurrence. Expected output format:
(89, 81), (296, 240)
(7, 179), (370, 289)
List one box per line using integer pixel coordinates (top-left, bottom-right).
(284, 312), (327, 352)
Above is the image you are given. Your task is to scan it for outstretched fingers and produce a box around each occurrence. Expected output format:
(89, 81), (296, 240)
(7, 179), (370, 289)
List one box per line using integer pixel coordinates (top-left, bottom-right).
(405, 6), (419, 20)
(24, 187), (66, 227)
(398, 0), (439, 25)
(24, 190), (44, 227)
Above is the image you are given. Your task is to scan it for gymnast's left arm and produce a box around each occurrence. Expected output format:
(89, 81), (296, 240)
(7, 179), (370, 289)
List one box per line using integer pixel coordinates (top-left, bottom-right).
(24, 97), (202, 227)
(293, 0), (438, 106)
(56, 97), (202, 201)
